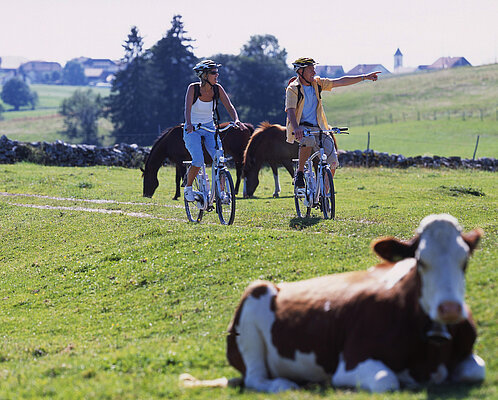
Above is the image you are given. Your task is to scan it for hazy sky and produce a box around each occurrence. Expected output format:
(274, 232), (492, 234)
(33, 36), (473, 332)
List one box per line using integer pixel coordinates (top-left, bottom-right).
(1, 0), (497, 71)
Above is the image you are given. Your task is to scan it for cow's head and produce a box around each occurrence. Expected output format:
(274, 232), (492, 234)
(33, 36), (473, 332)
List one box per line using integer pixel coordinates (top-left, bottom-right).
(373, 214), (482, 324)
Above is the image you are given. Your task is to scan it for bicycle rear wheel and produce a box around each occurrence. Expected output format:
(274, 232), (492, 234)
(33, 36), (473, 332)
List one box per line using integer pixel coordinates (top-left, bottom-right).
(184, 175), (204, 223)
(216, 169), (236, 225)
(320, 168), (335, 220)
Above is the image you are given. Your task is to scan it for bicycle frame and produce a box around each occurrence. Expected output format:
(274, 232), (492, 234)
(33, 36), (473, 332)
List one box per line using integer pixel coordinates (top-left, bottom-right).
(184, 123), (237, 224)
(294, 127), (348, 219)
(191, 123), (234, 210)
(193, 148), (228, 211)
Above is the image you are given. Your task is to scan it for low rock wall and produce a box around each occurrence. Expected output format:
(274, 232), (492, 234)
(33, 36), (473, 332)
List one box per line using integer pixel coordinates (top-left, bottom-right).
(0, 135), (496, 171)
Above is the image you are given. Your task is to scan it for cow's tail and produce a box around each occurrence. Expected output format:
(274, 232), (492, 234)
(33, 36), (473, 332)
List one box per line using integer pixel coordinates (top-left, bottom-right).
(179, 373), (243, 389)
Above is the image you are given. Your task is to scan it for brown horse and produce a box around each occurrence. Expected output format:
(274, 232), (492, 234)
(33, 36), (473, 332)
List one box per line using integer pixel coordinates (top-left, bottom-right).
(242, 122), (337, 198)
(142, 122), (253, 199)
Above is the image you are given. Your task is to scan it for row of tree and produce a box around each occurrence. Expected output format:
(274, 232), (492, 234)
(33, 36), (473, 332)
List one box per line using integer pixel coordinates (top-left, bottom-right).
(106, 15), (292, 145)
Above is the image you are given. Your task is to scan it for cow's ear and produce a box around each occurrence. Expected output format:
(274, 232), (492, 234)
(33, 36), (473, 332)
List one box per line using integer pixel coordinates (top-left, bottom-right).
(462, 228), (483, 254)
(372, 236), (419, 262)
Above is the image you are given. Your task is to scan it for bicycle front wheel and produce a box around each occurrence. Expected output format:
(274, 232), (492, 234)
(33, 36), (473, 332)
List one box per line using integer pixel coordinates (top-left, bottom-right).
(216, 169), (236, 225)
(320, 168), (335, 220)
(184, 175), (204, 223)
(294, 174), (311, 219)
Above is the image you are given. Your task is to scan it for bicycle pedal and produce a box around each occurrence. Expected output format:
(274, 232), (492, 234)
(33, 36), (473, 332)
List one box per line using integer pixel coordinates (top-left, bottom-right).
(296, 188), (306, 197)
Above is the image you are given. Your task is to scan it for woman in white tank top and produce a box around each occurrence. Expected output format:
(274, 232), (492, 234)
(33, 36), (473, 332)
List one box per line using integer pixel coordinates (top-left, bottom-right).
(183, 60), (244, 202)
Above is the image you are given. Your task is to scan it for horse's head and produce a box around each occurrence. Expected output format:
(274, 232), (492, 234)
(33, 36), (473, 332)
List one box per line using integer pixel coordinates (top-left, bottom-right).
(142, 166), (159, 198)
(243, 158), (259, 198)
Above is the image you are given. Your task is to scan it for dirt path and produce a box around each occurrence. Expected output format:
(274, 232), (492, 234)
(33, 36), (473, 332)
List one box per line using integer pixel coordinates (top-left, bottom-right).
(0, 191), (187, 223)
(0, 192), (183, 208)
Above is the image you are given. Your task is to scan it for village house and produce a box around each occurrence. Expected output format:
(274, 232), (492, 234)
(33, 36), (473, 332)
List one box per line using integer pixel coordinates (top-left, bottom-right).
(74, 57), (121, 86)
(393, 49), (472, 74)
(0, 57), (18, 84)
(347, 64), (391, 75)
(19, 60), (62, 84)
(428, 56), (471, 70)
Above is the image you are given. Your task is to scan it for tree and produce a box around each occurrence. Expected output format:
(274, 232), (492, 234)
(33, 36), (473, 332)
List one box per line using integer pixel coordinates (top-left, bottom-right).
(106, 26), (156, 145)
(60, 89), (103, 144)
(149, 15), (198, 129)
(240, 34), (288, 62)
(1, 78), (33, 111)
(227, 35), (292, 125)
(62, 60), (87, 85)
(28, 91), (39, 110)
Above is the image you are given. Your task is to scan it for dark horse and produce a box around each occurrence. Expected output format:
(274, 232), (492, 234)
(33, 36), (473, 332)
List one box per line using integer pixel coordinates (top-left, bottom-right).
(142, 122), (254, 199)
(242, 122), (338, 198)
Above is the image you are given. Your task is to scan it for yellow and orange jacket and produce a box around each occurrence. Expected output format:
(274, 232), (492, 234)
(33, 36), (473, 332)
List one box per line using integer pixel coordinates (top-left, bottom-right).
(284, 76), (335, 144)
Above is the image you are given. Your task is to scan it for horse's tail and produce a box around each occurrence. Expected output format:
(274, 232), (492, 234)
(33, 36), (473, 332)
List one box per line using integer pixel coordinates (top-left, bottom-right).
(179, 373), (242, 389)
(243, 121), (281, 170)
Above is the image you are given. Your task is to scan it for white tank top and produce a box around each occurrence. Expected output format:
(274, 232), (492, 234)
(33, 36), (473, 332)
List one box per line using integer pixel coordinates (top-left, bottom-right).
(191, 99), (214, 125)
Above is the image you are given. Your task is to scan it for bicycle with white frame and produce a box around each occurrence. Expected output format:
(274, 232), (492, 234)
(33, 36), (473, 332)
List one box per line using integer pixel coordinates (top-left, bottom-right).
(184, 123), (236, 225)
(293, 127), (349, 219)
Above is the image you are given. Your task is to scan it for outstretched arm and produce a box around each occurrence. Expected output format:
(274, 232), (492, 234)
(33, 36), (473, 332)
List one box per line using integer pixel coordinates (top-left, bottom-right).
(333, 71), (381, 87)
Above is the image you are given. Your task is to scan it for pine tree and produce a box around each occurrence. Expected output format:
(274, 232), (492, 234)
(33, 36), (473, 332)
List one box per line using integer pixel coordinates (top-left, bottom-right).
(107, 26), (155, 145)
(149, 15), (198, 129)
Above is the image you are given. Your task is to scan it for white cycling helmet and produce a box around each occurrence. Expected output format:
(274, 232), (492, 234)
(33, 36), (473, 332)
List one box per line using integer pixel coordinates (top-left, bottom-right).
(193, 59), (222, 78)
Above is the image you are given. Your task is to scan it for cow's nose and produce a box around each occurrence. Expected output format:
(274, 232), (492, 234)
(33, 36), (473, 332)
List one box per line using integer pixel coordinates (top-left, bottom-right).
(438, 301), (463, 324)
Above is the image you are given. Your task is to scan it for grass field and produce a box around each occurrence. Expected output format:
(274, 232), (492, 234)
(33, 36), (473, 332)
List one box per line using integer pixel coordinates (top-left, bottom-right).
(0, 84), (112, 144)
(0, 163), (496, 399)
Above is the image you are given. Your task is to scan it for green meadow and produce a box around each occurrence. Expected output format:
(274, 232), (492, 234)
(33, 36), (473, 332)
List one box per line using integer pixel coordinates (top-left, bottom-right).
(323, 64), (498, 158)
(0, 163), (496, 399)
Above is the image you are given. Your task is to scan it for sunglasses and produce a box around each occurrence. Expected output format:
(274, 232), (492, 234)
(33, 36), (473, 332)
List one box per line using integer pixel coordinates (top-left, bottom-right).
(208, 70), (219, 75)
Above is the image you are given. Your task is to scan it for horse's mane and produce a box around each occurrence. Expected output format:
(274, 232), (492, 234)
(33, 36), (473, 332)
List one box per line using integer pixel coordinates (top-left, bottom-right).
(143, 124), (182, 171)
(243, 122), (284, 168)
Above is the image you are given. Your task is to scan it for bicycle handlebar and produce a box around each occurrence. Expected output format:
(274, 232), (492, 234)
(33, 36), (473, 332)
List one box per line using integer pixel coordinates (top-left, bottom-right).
(304, 127), (349, 135)
(192, 122), (237, 133)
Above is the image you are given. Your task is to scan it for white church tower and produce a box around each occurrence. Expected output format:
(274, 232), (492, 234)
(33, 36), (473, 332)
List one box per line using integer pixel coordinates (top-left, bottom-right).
(394, 48), (403, 70)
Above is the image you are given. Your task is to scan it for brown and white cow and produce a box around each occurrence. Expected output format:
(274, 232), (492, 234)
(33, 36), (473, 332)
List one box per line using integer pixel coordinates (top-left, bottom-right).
(226, 214), (485, 392)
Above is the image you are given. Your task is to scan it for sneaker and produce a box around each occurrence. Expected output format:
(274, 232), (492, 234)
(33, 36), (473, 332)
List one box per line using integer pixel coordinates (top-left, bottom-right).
(294, 171), (305, 188)
(184, 186), (195, 202)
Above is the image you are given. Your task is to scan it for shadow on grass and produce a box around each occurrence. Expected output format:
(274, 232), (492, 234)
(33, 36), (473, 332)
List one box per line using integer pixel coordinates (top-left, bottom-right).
(289, 216), (322, 230)
(425, 381), (484, 399)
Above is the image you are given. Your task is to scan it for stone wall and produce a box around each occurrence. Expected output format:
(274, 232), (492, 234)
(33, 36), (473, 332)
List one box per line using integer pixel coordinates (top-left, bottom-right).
(0, 135), (496, 171)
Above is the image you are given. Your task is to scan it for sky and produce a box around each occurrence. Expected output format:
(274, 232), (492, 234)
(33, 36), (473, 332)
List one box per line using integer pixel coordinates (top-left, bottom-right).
(1, 0), (497, 72)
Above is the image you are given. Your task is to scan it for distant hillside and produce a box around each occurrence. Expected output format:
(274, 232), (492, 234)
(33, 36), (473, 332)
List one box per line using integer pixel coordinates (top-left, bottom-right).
(323, 64), (498, 126)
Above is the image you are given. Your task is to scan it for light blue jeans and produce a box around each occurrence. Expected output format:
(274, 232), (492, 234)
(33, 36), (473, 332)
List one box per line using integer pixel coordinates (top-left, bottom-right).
(183, 121), (223, 167)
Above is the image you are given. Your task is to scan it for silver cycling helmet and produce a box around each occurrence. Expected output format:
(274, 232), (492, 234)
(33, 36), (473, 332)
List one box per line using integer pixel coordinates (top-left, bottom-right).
(193, 59), (222, 78)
